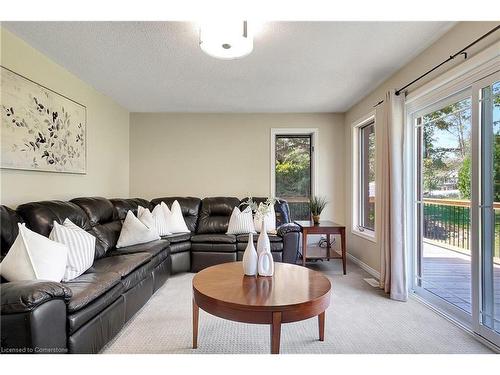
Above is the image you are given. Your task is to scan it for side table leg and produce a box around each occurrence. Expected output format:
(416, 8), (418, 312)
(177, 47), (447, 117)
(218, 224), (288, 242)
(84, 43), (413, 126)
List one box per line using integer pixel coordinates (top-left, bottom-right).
(193, 298), (199, 349)
(302, 231), (307, 267)
(326, 234), (331, 261)
(318, 311), (325, 341)
(271, 311), (282, 354)
(341, 228), (346, 275)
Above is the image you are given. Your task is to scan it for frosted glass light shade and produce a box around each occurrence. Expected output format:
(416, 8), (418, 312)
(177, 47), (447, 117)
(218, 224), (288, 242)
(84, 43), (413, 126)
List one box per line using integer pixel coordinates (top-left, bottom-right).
(199, 21), (254, 60)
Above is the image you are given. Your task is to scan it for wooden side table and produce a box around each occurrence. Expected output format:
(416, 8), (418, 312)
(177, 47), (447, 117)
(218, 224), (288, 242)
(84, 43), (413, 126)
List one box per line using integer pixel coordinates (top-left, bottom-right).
(294, 220), (347, 274)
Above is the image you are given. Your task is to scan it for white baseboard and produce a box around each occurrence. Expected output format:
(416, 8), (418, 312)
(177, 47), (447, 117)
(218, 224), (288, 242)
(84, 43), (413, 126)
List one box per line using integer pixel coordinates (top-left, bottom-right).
(347, 253), (380, 280)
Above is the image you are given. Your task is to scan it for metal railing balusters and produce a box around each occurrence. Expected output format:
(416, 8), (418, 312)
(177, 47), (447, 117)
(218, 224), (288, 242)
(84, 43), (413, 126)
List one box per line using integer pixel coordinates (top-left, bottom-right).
(422, 198), (500, 258)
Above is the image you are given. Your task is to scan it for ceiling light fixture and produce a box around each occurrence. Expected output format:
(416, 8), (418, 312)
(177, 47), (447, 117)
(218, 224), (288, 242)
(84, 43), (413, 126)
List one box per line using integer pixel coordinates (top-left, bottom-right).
(199, 21), (254, 60)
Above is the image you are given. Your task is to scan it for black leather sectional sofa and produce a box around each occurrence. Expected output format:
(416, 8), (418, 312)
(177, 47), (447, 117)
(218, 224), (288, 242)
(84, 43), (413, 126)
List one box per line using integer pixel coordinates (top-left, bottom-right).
(0, 196), (300, 354)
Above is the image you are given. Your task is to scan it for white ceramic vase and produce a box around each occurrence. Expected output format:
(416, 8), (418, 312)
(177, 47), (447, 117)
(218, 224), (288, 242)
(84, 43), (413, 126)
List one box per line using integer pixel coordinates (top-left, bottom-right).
(257, 220), (274, 277)
(242, 232), (258, 276)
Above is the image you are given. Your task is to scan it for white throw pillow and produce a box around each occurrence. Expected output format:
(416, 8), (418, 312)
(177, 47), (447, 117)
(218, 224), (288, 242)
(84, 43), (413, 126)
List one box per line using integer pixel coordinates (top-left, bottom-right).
(116, 210), (160, 248)
(49, 219), (96, 281)
(254, 203), (277, 233)
(227, 206), (256, 235)
(162, 200), (190, 234)
(137, 206), (160, 238)
(0, 223), (68, 282)
(151, 204), (171, 236)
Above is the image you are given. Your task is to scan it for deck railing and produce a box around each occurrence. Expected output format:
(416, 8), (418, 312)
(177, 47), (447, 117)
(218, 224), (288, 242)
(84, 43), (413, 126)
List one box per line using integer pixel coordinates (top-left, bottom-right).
(282, 197), (311, 221)
(423, 198), (500, 259)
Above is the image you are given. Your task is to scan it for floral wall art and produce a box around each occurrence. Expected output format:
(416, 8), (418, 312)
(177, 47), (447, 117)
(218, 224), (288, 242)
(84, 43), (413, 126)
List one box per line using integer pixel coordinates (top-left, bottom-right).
(1, 66), (86, 173)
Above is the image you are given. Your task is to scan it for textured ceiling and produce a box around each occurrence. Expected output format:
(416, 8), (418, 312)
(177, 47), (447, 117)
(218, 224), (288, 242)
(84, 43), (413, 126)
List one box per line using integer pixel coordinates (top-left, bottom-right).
(3, 21), (455, 112)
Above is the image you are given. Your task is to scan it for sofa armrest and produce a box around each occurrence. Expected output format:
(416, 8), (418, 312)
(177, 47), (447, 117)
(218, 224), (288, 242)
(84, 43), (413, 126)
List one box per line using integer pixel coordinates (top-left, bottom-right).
(1, 281), (71, 353)
(1, 281), (72, 314)
(277, 222), (301, 237)
(277, 223), (301, 264)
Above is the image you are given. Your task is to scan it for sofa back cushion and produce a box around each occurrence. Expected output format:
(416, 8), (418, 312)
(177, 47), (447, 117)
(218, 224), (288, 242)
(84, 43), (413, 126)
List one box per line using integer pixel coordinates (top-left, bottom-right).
(16, 201), (91, 237)
(240, 197), (291, 227)
(1, 205), (24, 257)
(150, 197), (201, 232)
(197, 197), (240, 234)
(110, 198), (152, 220)
(71, 197), (121, 259)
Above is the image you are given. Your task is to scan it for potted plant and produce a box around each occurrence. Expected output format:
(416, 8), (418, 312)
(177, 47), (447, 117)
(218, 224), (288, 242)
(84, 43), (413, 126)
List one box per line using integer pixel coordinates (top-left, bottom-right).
(310, 196), (328, 224)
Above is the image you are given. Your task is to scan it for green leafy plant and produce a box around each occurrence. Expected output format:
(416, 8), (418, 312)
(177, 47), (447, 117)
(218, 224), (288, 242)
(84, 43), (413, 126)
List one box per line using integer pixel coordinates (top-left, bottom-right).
(309, 196), (328, 216)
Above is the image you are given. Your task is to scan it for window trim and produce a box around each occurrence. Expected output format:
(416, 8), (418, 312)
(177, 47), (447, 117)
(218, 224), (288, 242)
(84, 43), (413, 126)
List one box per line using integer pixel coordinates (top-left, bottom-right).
(270, 128), (319, 199)
(351, 113), (376, 242)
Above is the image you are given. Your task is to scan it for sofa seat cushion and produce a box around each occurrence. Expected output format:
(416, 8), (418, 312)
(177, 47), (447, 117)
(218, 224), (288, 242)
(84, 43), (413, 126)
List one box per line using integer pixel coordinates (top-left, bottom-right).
(63, 271), (121, 313)
(108, 239), (169, 258)
(236, 241), (283, 252)
(170, 241), (191, 254)
(163, 232), (191, 243)
(89, 253), (152, 278)
(148, 247), (171, 270)
(236, 234), (282, 243)
(191, 234), (236, 243)
(120, 261), (152, 291)
(191, 243), (237, 253)
(67, 282), (124, 334)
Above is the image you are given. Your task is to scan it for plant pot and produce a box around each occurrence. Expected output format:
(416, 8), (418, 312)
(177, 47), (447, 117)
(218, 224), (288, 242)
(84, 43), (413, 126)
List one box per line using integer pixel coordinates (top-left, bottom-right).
(312, 215), (321, 224)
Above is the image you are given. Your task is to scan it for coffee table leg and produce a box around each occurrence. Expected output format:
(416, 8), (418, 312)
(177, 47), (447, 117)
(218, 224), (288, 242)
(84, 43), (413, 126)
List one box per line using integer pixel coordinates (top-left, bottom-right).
(318, 311), (325, 341)
(193, 298), (199, 349)
(270, 311), (282, 354)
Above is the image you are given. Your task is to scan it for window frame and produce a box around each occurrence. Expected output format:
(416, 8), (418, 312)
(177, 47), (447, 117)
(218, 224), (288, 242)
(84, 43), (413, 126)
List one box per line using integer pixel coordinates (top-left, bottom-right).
(351, 113), (377, 242)
(270, 128), (319, 200)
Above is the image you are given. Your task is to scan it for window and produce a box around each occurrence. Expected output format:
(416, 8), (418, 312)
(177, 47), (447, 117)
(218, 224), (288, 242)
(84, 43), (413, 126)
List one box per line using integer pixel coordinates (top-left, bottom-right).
(359, 121), (376, 232)
(271, 129), (317, 221)
(352, 116), (376, 238)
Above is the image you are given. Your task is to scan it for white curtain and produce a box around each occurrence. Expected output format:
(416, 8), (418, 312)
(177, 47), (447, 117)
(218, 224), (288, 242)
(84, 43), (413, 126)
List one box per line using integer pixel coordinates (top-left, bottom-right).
(375, 90), (407, 301)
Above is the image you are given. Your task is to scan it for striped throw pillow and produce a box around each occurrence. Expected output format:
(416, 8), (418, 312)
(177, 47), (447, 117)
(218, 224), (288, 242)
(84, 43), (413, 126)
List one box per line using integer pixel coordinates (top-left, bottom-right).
(49, 218), (96, 281)
(227, 206), (256, 235)
(151, 204), (171, 236)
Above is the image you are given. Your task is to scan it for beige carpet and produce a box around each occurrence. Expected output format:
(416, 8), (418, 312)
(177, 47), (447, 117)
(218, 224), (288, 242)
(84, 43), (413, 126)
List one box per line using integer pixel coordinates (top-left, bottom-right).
(103, 260), (494, 354)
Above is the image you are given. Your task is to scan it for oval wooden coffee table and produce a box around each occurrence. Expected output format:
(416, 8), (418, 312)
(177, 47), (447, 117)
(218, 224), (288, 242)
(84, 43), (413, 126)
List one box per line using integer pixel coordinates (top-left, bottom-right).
(192, 261), (331, 354)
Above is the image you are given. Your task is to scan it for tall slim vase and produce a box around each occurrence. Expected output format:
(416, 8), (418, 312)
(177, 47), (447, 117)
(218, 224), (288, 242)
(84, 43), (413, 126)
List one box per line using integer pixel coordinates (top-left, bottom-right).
(242, 232), (258, 276)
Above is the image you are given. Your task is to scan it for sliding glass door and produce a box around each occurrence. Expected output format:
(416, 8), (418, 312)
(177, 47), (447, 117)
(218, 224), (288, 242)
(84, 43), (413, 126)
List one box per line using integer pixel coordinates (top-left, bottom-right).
(411, 70), (500, 347)
(413, 91), (473, 322)
(473, 73), (500, 346)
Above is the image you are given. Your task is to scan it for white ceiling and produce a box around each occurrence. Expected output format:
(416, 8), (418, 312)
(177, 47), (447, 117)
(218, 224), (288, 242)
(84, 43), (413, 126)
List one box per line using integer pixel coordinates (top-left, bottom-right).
(3, 21), (455, 112)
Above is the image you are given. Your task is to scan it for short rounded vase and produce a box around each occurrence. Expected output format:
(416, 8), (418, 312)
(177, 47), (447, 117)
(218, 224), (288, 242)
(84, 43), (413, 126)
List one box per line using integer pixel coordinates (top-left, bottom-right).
(313, 215), (321, 224)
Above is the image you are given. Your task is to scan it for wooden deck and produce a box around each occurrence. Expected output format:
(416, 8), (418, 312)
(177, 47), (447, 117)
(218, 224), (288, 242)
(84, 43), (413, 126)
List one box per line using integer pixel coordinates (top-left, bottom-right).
(421, 242), (500, 331)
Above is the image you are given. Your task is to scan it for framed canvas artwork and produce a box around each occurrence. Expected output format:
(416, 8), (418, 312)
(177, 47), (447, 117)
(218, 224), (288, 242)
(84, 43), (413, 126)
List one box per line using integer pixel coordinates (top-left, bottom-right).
(1, 66), (87, 174)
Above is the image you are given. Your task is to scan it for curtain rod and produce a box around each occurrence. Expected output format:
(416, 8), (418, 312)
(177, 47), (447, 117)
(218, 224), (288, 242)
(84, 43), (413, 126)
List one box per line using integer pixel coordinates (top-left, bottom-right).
(394, 25), (500, 96)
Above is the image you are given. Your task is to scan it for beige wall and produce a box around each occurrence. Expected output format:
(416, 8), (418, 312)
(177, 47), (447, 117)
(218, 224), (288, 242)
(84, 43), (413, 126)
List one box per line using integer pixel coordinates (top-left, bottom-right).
(0, 27), (130, 207)
(130, 113), (345, 224)
(344, 21), (500, 272)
